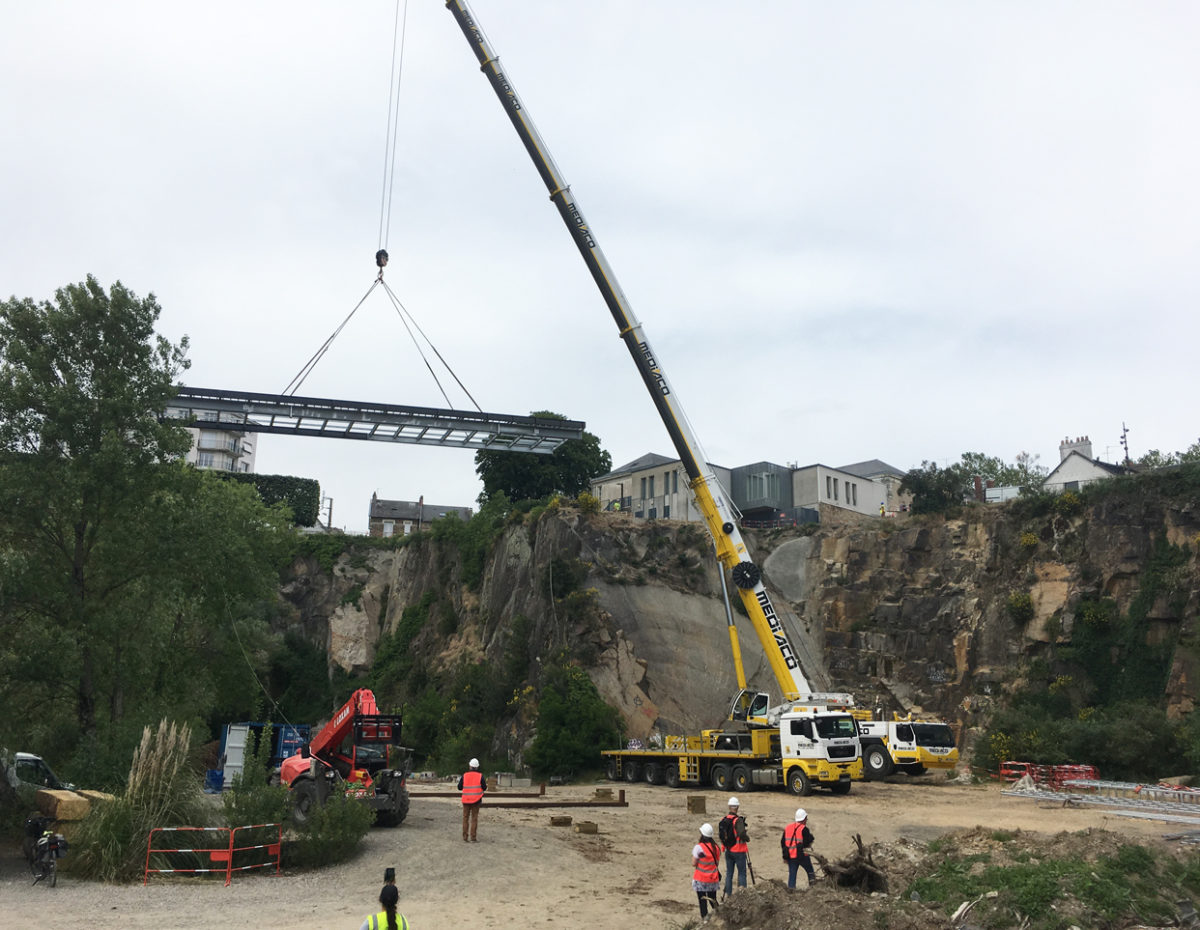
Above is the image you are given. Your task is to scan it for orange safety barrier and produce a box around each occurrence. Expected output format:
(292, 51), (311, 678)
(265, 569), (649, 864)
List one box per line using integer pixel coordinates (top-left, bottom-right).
(997, 761), (1099, 787)
(144, 822), (282, 886)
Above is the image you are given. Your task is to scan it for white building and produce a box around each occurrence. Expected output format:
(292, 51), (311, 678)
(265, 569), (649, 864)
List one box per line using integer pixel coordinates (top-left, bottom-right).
(1043, 435), (1130, 492)
(183, 413), (257, 473)
(590, 453), (731, 522)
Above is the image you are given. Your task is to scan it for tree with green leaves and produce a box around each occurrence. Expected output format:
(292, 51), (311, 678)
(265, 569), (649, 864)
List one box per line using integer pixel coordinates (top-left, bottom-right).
(1138, 440), (1200, 468)
(525, 660), (623, 776)
(0, 278), (292, 774)
(474, 410), (611, 504)
(958, 450), (1047, 489)
(899, 460), (972, 514)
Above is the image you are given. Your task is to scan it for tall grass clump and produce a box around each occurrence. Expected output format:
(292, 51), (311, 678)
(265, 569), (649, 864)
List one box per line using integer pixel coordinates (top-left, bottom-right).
(73, 719), (211, 882)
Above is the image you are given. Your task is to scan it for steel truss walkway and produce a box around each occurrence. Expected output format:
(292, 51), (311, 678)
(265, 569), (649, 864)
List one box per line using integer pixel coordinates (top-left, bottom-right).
(165, 387), (583, 454)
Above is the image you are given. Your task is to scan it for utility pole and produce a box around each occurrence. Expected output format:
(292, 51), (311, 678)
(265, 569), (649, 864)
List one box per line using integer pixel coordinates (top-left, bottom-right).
(1120, 423), (1131, 464)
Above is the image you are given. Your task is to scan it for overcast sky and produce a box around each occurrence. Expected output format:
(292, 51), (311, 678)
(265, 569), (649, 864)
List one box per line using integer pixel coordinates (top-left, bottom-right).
(4, 1), (1197, 532)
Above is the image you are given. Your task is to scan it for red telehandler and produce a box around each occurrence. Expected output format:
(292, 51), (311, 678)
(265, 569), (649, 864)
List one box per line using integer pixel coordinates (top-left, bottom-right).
(279, 689), (411, 827)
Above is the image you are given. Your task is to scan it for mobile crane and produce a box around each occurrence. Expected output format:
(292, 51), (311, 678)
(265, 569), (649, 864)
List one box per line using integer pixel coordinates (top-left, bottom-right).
(278, 689), (411, 826)
(444, 2), (862, 795)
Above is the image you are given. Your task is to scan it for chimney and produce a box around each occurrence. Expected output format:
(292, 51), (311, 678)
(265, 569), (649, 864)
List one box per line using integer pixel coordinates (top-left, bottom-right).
(1059, 435), (1093, 461)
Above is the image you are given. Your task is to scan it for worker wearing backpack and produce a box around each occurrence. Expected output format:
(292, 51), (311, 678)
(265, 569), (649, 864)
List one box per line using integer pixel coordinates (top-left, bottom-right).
(781, 807), (817, 890)
(718, 797), (750, 898)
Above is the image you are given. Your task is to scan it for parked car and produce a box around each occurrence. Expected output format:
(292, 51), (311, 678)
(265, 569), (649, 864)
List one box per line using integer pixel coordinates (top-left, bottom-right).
(3, 751), (74, 792)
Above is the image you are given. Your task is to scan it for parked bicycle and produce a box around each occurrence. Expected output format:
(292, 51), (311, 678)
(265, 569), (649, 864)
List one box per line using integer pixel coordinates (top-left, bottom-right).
(24, 814), (69, 887)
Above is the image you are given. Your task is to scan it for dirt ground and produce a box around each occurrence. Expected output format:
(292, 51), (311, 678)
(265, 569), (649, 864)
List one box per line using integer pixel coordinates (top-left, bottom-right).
(0, 774), (1188, 929)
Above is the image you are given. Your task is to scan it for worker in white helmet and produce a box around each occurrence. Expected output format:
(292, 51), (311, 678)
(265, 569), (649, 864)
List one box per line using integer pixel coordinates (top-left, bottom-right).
(691, 823), (721, 919)
(781, 807), (816, 890)
(719, 796), (750, 898)
(457, 757), (487, 842)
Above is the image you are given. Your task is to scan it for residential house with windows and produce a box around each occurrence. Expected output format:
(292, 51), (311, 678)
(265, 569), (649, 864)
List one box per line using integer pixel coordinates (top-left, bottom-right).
(368, 493), (473, 537)
(789, 463), (886, 520)
(838, 459), (909, 513)
(1043, 436), (1131, 493)
(592, 453), (890, 524)
(589, 453), (731, 522)
(182, 413), (257, 473)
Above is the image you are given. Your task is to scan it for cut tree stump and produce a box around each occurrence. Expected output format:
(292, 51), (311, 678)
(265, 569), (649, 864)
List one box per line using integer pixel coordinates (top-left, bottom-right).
(813, 833), (889, 893)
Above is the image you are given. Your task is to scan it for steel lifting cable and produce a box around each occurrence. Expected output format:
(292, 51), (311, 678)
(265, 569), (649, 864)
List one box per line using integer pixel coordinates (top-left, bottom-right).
(281, 280), (380, 396)
(380, 279), (483, 412)
(284, 0), (479, 408)
(378, 0), (409, 257)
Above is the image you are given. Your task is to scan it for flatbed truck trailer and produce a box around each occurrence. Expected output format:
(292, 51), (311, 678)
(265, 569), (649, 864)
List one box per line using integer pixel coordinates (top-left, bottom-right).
(602, 701), (862, 797)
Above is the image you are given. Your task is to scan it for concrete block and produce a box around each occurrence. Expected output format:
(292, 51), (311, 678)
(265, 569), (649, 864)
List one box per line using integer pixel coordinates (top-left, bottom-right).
(687, 796), (706, 814)
(573, 821), (598, 834)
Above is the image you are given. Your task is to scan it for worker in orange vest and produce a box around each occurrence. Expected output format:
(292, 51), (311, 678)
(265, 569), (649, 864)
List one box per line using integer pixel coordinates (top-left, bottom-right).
(781, 807), (816, 889)
(691, 822), (721, 919)
(458, 757), (487, 842)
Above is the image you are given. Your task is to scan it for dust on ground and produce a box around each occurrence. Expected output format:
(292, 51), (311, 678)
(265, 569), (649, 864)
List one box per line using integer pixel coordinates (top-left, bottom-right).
(0, 775), (1191, 929)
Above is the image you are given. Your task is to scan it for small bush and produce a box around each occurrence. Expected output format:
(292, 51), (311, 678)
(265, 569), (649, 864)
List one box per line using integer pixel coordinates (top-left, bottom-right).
(283, 787), (374, 869)
(576, 491), (600, 514)
(1019, 532), (1039, 550)
(1054, 489), (1082, 515)
(1007, 592), (1035, 624)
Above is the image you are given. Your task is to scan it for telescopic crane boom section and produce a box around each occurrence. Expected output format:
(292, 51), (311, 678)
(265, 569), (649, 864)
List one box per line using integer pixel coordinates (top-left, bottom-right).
(445, 0), (817, 706)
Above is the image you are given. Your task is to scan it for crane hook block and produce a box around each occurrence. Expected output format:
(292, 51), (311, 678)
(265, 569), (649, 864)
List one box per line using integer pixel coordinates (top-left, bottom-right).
(376, 249), (389, 268)
(731, 561), (762, 590)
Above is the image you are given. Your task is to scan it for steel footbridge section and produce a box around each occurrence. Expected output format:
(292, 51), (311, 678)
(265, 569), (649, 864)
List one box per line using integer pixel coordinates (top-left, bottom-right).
(165, 387), (583, 454)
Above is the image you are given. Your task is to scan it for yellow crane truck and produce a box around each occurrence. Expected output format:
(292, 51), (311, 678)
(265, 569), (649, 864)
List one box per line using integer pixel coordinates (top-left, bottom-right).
(445, 0), (955, 794)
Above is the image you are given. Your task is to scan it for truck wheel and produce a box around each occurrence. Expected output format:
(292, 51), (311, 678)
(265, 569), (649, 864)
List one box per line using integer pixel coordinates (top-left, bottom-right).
(901, 763), (926, 777)
(643, 762), (663, 785)
(830, 780), (852, 795)
(623, 761), (642, 783)
(731, 765), (753, 792)
(664, 763), (681, 789)
(863, 745), (894, 780)
(290, 779), (320, 828)
(710, 763), (731, 790)
(787, 768), (812, 797)
(605, 758), (619, 781)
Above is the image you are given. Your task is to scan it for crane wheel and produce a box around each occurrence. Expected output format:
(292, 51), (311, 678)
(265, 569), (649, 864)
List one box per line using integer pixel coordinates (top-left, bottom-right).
(664, 764), (681, 789)
(710, 763), (731, 790)
(863, 745), (894, 780)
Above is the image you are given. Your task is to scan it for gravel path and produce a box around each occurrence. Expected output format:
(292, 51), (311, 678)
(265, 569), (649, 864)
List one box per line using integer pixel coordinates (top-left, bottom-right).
(0, 778), (1173, 928)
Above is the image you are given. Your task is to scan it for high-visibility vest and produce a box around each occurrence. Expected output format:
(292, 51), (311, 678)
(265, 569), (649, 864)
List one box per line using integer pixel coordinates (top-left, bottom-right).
(783, 821), (810, 859)
(367, 911), (409, 930)
(722, 813), (748, 854)
(461, 769), (485, 804)
(693, 841), (720, 883)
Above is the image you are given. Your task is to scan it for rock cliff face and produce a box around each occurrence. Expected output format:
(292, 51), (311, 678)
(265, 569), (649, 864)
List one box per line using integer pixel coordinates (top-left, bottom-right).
(278, 491), (1200, 763)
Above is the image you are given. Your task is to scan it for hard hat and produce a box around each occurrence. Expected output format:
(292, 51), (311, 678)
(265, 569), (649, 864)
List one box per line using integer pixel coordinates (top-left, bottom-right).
(795, 808), (807, 822)
(700, 823), (714, 837)
(469, 758), (479, 769)
(728, 797), (739, 807)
